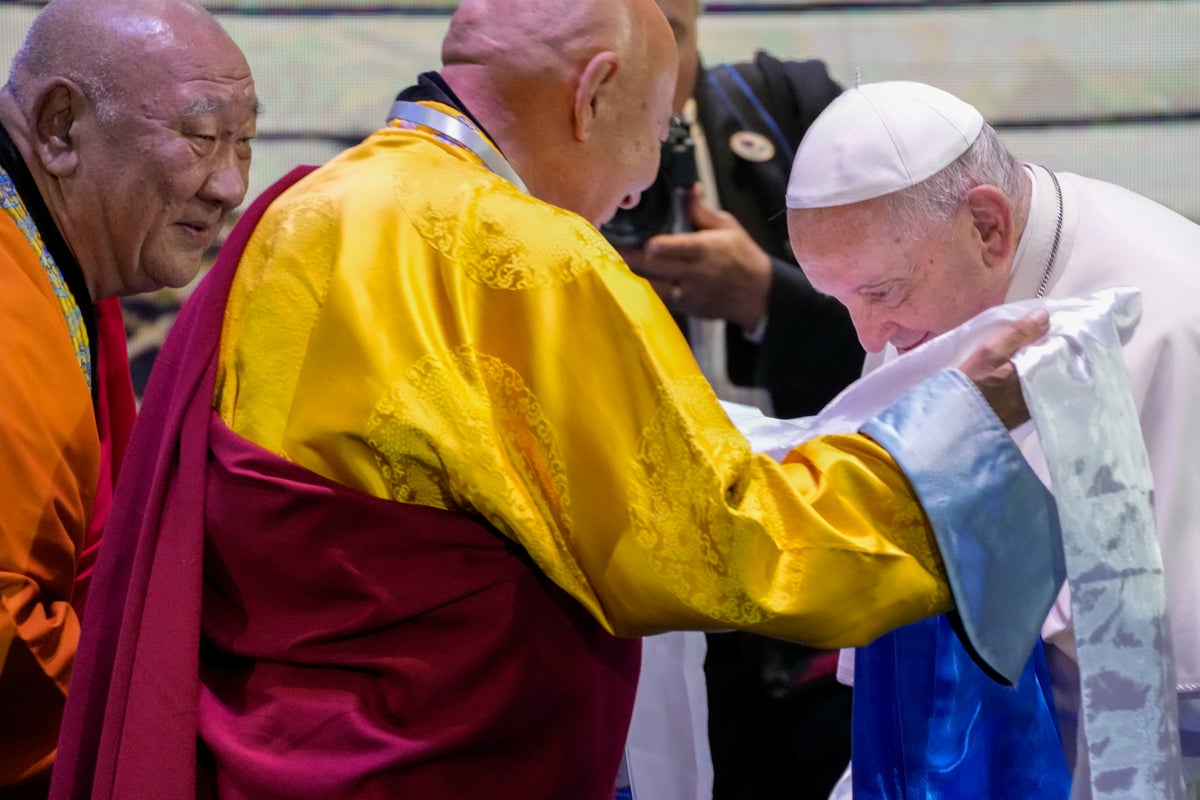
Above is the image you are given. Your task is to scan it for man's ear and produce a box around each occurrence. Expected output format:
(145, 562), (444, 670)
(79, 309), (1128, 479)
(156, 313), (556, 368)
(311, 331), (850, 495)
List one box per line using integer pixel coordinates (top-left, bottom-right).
(966, 184), (1016, 268)
(32, 81), (84, 177)
(572, 50), (619, 143)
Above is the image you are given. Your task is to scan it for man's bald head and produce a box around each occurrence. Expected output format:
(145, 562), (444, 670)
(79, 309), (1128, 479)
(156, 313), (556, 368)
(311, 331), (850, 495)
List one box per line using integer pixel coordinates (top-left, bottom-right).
(443, 0), (633, 82)
(7, 0), (240, 121)
(439, 0), (677, 226)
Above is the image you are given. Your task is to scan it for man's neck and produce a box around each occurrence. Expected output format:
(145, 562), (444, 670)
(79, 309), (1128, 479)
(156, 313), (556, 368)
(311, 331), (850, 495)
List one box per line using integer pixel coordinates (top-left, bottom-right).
(439, 65), (543, 202)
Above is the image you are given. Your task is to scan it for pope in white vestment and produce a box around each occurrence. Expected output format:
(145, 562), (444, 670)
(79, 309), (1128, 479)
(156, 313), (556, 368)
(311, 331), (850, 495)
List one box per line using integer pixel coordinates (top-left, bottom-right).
(858, 162), (1200, 798)
(785, 80), (1200, 797)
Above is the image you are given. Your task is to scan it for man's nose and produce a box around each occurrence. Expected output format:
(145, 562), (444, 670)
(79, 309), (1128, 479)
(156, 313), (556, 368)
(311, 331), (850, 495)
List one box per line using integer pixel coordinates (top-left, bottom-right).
(848, 303), (894, 354)
(200, 149), (250, 211)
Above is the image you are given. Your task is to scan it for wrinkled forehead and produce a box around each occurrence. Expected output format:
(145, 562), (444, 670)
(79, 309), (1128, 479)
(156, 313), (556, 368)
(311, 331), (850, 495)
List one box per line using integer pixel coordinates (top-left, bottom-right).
(787, 202), (882, 246)
(115, 13), (171, 40)
(788, 204), (914, 276)
(153, 21), (250, 79)
(115, 24), (255, 107)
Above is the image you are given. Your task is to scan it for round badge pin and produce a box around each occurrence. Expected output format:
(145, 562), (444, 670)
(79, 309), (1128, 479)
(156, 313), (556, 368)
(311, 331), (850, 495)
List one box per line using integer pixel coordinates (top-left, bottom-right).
(729, 131), (775, 163)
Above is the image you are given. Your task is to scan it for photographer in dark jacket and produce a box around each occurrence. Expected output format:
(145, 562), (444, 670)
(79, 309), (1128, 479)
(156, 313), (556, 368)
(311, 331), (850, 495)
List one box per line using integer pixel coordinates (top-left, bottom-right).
(616, 0), (864, 420)
(610, 2), (864, 797)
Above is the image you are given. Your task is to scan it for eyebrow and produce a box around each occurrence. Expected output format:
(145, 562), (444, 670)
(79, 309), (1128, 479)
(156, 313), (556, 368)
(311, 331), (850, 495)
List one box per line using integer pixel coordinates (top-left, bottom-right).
(858, 253), (922, 294)
(854, 278), (896, 294)
(183, 95), (264, 117)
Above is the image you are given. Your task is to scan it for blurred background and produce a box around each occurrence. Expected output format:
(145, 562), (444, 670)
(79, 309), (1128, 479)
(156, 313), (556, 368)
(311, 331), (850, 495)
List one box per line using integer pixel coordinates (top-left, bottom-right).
(3, 0), (1199, 390)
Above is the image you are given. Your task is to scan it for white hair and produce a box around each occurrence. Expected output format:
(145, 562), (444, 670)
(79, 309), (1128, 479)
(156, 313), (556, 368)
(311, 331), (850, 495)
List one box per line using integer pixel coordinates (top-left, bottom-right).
(883, 123), (1024, 236)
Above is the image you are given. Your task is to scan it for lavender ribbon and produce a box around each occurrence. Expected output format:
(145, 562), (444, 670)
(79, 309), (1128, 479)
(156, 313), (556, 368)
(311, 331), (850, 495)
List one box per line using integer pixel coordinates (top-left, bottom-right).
(1013, 289), (1184, 799)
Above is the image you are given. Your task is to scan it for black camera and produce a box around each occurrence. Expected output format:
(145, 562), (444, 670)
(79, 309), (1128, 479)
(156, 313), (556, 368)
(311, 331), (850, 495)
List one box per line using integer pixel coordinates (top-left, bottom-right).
(600, 116), (698, 248)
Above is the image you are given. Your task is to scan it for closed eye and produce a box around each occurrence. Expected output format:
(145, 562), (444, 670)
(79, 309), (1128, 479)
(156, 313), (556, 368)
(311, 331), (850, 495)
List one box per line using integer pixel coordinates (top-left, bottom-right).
(186, 133), (218, 155)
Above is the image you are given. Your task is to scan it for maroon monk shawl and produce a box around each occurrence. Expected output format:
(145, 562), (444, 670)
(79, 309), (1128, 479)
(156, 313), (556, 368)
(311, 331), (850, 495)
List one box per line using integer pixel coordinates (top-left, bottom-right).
(52, 166), (641, 800)
(74, 296), (138, 617)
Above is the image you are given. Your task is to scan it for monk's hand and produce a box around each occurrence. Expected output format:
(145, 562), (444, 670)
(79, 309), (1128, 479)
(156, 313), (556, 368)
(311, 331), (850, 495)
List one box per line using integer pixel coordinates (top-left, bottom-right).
(957, 309), (1051, 430)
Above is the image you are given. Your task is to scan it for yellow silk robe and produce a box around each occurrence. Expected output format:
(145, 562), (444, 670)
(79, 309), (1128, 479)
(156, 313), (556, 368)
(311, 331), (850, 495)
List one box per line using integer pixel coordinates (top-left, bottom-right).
(214, 110), (949, 648)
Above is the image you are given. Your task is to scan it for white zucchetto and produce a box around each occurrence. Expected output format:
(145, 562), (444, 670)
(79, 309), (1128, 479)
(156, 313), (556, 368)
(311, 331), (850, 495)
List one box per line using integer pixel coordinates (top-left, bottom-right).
(785, 81), (984, 209)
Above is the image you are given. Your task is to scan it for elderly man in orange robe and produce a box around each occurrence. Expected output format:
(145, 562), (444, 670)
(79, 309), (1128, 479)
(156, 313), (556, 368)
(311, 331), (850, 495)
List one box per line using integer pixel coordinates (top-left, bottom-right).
(0, 0), (258, 791)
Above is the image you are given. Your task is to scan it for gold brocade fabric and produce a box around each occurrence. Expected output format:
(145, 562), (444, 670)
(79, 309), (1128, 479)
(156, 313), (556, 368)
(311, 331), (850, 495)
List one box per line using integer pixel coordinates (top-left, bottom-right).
(214, 120), (949, 647)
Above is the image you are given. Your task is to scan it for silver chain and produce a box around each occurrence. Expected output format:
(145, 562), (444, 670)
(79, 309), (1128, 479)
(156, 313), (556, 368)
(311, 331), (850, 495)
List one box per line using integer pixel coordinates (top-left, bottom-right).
(1035, 167), (1065, 299)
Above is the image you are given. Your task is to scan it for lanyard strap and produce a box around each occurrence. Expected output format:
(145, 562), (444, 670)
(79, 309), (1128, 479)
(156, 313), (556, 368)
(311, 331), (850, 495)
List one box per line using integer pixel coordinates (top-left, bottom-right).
(387, 101), (529, 194)
(0, 165), (92, 391)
